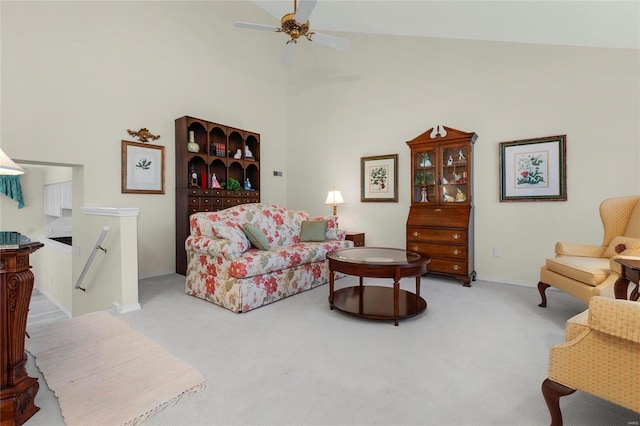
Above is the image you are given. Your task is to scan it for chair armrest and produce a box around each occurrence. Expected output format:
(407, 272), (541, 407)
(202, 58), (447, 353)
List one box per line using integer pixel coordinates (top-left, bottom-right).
(588, 296), (640, 343)
(555, 242), (604, 257)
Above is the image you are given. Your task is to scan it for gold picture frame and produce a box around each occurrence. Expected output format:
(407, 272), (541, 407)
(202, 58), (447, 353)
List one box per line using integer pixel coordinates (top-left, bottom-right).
(121, 140), (165, 194)
(499, 135), (566, 202)
(360, 154), (398, 202)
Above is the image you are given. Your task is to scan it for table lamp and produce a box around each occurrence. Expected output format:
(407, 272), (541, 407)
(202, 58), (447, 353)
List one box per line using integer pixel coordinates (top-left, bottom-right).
(324, 188), (344, 217)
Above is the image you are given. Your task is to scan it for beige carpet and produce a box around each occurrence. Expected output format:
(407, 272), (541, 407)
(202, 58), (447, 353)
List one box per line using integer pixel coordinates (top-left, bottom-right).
(26, 311), (206, 426)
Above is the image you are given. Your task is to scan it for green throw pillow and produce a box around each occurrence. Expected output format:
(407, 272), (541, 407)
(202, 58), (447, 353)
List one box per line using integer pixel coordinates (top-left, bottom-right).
(300, 220), (327, 242)
(243, 223), (270, 250)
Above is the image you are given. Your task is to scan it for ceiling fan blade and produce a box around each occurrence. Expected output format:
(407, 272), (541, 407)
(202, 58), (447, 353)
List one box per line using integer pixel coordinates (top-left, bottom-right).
(233, 22), (279, 32)
(294, 0), (318, 24)
(309, 32), (351, 50)
(281, 43), (296, 64)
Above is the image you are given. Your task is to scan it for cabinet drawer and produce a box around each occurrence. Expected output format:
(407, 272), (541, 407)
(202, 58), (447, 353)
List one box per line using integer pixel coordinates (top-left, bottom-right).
(211, 189), (224, 197)
(189, 197), (200, 207)
(242, 191), (259, 198)
(211, 197), (224, 206)
(407, 206), (470, 228)
(225, 198), (243, 206)
(189, 189), (210, 196)
(407, 228), (467, 244)
(427, 258), (468, 275)
(407, 242), (466, 260)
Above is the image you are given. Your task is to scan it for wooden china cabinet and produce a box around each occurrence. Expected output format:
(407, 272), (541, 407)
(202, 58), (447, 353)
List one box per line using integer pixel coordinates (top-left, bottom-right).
(406, 126), (477, 286)
(175, 116), (260, 275)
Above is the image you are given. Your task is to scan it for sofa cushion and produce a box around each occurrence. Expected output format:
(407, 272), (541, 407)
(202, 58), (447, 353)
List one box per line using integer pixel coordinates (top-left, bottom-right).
(245, 206), (308, 246)
(243, 223), (270, 251)
(229, 241), (349, 279)
(603, 236), (640, 258)
(545, 256), (610, 286)
(300, 220), (327, 242)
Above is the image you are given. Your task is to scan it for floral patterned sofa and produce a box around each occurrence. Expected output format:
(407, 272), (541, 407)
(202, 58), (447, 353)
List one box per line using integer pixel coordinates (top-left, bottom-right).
(185, 203), (353, 313)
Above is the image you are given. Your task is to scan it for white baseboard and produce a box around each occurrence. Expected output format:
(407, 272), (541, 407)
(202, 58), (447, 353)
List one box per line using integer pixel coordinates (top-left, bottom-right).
(474, 275), (537, 288)
(110, 302), (142, 314)
(35, 287), (72, 318)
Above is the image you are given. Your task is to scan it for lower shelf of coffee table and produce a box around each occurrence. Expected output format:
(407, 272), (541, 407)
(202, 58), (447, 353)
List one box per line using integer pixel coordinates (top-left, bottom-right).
(331, 285), (427, 321)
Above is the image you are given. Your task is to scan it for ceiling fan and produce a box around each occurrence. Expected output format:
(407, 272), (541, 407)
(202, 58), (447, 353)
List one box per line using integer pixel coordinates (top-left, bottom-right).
(234, 0), (351, 64)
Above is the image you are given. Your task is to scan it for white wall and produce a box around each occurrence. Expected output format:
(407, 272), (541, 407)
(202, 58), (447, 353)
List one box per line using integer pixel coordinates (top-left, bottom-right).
(286, 33), (640, 285)
(2, 1), (638, 292)
(1, 1), (289, 279)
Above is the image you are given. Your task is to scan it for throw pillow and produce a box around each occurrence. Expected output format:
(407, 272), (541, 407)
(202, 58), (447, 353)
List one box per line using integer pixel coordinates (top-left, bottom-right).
(603, 236), (640, 258)
(300, 220), (327, 242)
(242, 223), (270, 251)
(308, 216), (338, 240)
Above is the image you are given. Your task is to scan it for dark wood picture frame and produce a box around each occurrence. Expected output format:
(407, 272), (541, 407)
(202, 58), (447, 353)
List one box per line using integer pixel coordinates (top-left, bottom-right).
(499, 135), (566, 202)
(121, 140), (165, 194)
(360, 154), (398, 202)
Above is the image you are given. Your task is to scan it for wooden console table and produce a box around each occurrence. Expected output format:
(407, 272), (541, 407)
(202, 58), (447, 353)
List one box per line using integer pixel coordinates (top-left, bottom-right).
(1, 241), (43, 426)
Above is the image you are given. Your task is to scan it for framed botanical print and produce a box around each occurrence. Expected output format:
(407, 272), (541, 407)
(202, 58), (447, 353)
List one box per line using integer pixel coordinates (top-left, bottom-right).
(121, 140), (165, 194)
(360, 154), (398, 202)
(499, 135), (566, 202)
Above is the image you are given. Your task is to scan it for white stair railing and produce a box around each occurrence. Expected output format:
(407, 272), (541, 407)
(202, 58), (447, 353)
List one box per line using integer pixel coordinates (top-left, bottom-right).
(74, 226), (109, 292)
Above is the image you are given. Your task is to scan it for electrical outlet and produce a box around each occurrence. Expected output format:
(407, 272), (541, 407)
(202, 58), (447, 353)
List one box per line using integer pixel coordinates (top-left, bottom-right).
(493, 247), (502, 257)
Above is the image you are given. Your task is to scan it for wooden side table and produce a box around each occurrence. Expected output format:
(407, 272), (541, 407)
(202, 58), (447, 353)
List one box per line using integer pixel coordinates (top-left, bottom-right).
(345, 232), (365, 247)
(1, 241), (44, 426)
(614, 258), (640, 301)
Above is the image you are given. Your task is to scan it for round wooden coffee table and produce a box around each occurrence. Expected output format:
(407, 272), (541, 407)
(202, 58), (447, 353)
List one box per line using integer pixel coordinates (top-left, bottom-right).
(327, 247), (430, 326)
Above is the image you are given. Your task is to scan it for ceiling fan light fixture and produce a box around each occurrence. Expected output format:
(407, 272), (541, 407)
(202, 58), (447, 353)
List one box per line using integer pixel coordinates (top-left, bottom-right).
(234, 0), (349, 63)
(279, 13), (312, 43)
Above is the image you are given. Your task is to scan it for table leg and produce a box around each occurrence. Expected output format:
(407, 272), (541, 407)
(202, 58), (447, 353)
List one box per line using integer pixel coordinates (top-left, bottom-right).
(614, 274), (630, 300)
(416, 275), (421, 298)
(329, 269), (335, 309)
(393, 279), (400, 326)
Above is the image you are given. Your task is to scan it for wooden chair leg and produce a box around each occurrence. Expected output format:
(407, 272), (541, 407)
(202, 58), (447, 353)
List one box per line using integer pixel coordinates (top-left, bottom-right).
(538, 282), (551, 307)
(542, 378), (576, 426)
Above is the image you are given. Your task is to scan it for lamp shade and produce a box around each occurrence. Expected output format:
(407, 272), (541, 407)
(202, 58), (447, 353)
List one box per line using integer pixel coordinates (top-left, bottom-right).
(324, 189), (344, 206)
(0, 148), (25, 175)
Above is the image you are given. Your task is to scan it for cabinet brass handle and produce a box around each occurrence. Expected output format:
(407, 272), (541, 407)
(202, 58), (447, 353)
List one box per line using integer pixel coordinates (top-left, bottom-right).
(453, 249), (460, 255)
(412, 231), (420, 237)
(452, 233), (461, 239)
(412, 246), (419, 252)
(452, 265), (461, 271)
(435, 208), (442, 212)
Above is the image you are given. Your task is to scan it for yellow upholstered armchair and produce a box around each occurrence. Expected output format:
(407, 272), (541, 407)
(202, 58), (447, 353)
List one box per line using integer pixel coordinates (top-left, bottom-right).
(538, 195), (640, 307)
(541, 296), (640, 425)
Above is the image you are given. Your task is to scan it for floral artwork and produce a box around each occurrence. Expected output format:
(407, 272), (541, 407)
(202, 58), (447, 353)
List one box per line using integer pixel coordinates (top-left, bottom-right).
(135, 158), (152, 170)
(499, 135), (566, 202)
(368, 165), (388, 192)
(360, 154), (398, 202)
(515, 151), (548, 187)
(122, 140), (165, 194)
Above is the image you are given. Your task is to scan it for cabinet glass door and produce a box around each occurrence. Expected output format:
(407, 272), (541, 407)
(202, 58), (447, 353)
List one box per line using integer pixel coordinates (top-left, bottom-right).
(413, 149), (437, 203)
(440, 144), (470, 204)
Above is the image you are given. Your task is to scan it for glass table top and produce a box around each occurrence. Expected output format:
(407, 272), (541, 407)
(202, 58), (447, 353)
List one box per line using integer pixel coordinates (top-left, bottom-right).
(329, 247), (422, 265)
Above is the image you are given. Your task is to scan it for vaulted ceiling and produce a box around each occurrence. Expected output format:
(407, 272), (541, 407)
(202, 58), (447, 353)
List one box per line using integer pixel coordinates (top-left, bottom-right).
(250, 1), (639, 50)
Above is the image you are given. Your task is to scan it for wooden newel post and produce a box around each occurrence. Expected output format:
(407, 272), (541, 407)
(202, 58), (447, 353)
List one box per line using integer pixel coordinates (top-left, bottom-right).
(1, 241), (44, 426)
